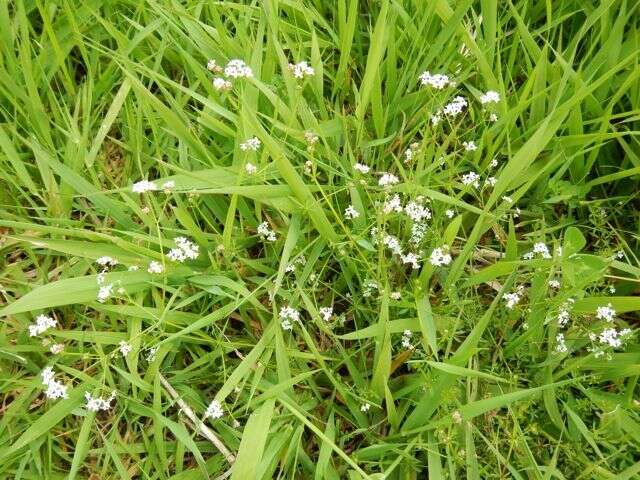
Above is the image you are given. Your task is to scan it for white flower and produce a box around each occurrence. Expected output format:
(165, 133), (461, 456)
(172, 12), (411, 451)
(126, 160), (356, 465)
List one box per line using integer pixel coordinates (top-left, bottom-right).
(445, 209), (455, 218)
(557, 308), (570, 327)
(285, 255), (306, 273)
(224, 59), (253, 78)
(167, 237), (199, 263)
(383, 234), (403, 256)
(548, 279), (561, 289)
(96, 256), (118, 267)
(118, 341), (132, 357)
(484, 176), (497, 187)
(245, 162), (257, 175)
(489, 113), (498, 122)
(480, 90), (500, 104)
(555, 333), (568, 353)
(502, 196), (513, 203)
(597, 327), (630, 348)
(207, 59), (221, 72)
(41, 367), (68, 400)
(431, 113), (442, 125)
(490, 158), (499, 168)
(360, 402), (371, 412)
(410, 222), (428, 245)
(429, 246), (452, 266)
(85, 391), (116, 412)
(29, 314), (57, 337)
(204, 399), (224, 419)
(240, 136), (261, 151)
(532, 242), (551, 259)
(452, 410), (463, 424)
(257, 221), (277, 242)
(503, 286), (524, 309)
(147, 261), (164, 274)
(353, 163), (370, 174)
(146, 346), (159, 362)
(418, 71), (451, 89)
(132, 180), (158, 193)
(461, 171), (480, 188)
(382, 194), (403, 214)
(304, 131), (319, 144)
(288, 61), (314, 78)
(344, 205), (360, 219)
(462, 141), (477, 151)
(50, 343), (64, 354)
(390, 291), (401, 300)
(405, 201), (431, 222)
(213, 77), (232, 91)
(401, 329), (413, 349)
(442, 96), (467, 117)
(97, 284), (114, 303)
(319, 306), (333, 321)
(379, 173), (399, 187)
(401, 252), (420, 269)
(596, 304), (616, 322)
(280, 306), (300, 330)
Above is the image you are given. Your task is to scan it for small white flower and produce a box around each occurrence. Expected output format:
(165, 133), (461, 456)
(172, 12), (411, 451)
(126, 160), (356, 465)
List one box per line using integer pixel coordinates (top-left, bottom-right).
(442, 96), (467, 117)
(390, 291), (401, 300)
(502, 195), (513, 203)
(431, 113), (442, 125)
(401, 329), (413, 349)
(489, 113), (498, 122)
(49, 343), (64, 354)
(484, 176), (497, 187)
(344, 205), (360, 219)
(97, 284), (114, 303)
(257, 221), (277, 242)
(360, 402), (371, 412)
(363, 280), (378, 298)
(132, 180), (158, 193)
(85, 391), (116, 412)
(304, 131), (319, 145)
(146, 346), (159, 362)
(503, 286), (524, 309)
(379, 173), (399, 187)
(167, 237), (199, 263)
(96, 256), (118, 267)
(557, 308), (570, 327)
(429, 246), (452, 266)
(319, 306), (333, 321)
(445, 209), (455, 218)
(461, 171), (480, 188)
(548, 279), (561, 289)
(405, 202), (431, 222)
(41, 367), (68, 400)
(532, 242), (551, 259)
(452, 410), (463, 424)
(213, 77), (232, 91)
(480, 90), (501, 105)
(240, 136), (261, 151)
(288, 61), (315, 78)
(281, 318), (293, 330)
(128, 265), (140, 271)
(555, 333), (568, 353)
(418, 71), (451, 89)
(224, 59), (253, 78)
(490, 158), (499, 168)
(147, 261), (164, 274)
(462, 141), (477, 152)
(29, 314), (57, 337)
(383, 194), (403, 214)
(204, 399), (224, 419)
(245, 162), (257, 175)
(353, 163), (370, 174)
(207, 59), (221, 72)
(401, 252), (420, 269)
(118, 340), (132, 357)
(596, 304), (616, 322)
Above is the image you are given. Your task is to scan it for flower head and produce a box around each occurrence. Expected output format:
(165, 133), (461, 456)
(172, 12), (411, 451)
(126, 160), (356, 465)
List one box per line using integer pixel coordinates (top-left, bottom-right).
(224, 59), (253, 78)
(288, 61), (314, 78)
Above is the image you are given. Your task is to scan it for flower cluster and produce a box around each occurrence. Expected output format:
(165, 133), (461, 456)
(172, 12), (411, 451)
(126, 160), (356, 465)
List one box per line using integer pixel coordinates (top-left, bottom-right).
(429, 246), (452, 266)
(319, 306), (333, 321)
(288, 61), (315, 79)
(204, 399), (224, 419)
(418, 71), (451, 89)
(280, 305), (301, 330)
(41, 367), (68, 400)
(85, 391), (116, 412)
(167, 237), (199, 262)
(257, 221), (277, 242)
(29, 314), (57, 337)
(503, 286), (525, 309)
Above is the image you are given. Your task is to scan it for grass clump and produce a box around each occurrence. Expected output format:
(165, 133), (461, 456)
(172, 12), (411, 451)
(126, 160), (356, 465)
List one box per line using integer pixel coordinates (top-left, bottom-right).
(1, 0), (640, 478)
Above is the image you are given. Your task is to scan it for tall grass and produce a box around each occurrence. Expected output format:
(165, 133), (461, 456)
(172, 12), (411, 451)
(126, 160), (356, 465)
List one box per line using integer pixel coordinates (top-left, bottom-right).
(1, 0), (639, 478)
